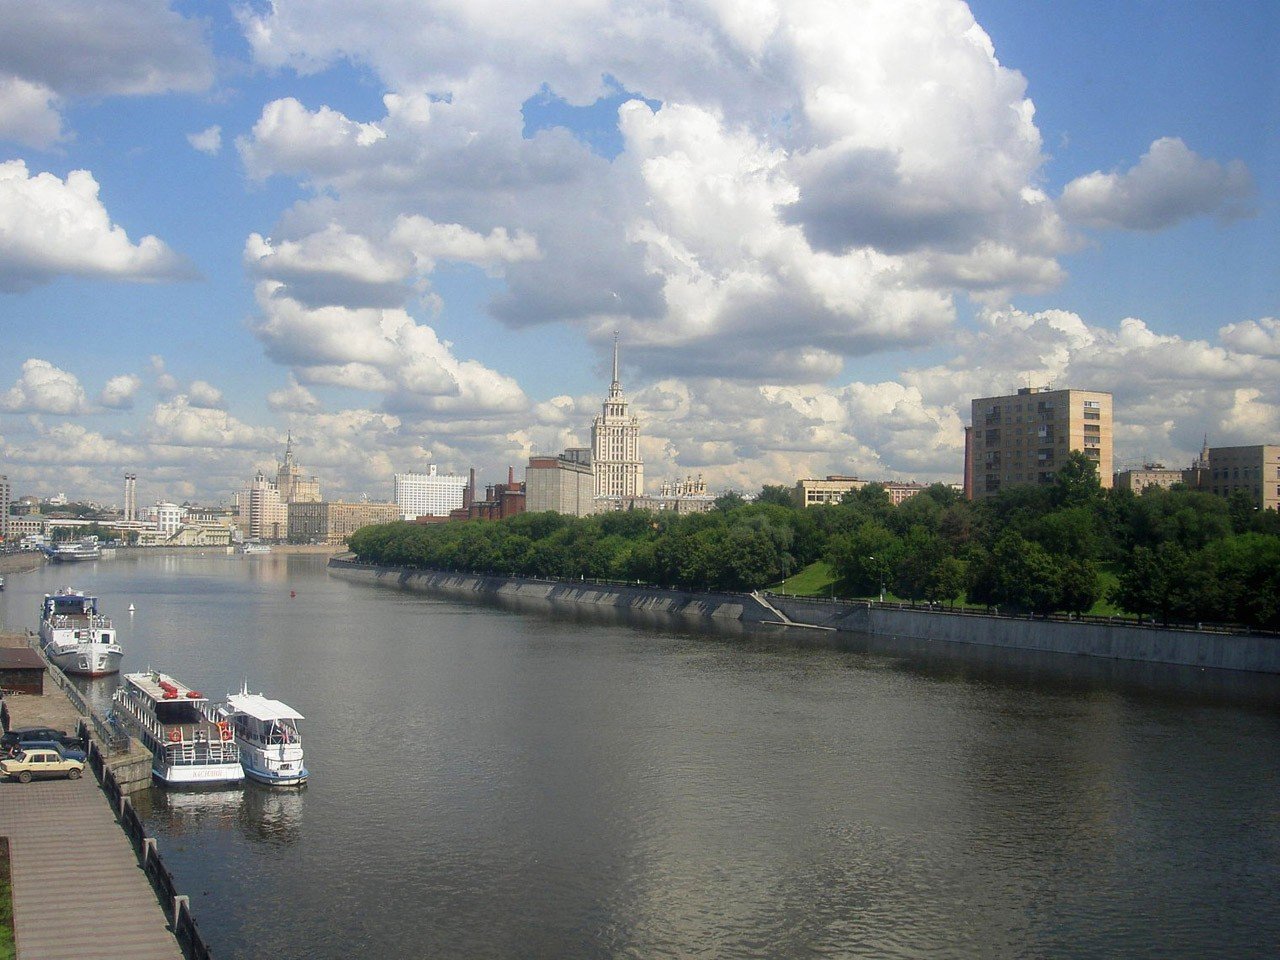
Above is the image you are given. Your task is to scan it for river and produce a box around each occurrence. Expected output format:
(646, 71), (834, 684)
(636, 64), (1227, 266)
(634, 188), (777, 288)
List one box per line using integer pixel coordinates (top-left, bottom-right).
(2, 551), (1278, 959)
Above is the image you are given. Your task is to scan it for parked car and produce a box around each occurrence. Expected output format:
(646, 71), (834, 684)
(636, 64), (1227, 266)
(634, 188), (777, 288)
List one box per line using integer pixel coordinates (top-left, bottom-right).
(16, 740), (87, 762)
(1, 727), (81, 755)
(1, 747), (85, 783)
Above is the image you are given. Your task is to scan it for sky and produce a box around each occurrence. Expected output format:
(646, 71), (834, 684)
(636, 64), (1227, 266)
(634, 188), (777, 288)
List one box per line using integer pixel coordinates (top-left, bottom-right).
(0, 0), (1277, 506)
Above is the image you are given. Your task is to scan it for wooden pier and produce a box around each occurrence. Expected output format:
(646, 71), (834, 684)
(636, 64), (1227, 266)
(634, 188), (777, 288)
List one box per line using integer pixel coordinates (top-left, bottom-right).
(1, 632), (188, 958)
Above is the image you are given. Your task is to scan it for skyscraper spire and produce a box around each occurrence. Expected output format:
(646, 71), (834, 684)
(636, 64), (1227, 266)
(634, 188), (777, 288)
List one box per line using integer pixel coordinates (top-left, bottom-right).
(608, 332), (623, 400)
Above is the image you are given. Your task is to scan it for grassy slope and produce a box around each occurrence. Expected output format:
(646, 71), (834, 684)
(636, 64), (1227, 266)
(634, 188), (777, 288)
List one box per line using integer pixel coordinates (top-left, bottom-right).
(776, 560), (1127, 617)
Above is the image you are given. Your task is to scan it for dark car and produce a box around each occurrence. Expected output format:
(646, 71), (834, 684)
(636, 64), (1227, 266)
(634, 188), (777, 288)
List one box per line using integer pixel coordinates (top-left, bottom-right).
(1, 727), (82, 754)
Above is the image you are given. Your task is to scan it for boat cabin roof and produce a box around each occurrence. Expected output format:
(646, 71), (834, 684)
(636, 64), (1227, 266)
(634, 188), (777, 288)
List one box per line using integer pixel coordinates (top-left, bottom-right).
(227, 692), (304, 722)
(124, 671), (207, 703)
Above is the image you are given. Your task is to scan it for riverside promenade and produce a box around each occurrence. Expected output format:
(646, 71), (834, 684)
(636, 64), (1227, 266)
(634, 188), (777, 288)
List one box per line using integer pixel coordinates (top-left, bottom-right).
(1, 633), (183, 960)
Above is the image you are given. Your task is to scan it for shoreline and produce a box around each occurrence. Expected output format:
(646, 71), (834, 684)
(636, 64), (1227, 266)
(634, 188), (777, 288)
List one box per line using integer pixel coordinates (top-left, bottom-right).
(328, 558), (1280, 677)
(0, 552), (45, 576)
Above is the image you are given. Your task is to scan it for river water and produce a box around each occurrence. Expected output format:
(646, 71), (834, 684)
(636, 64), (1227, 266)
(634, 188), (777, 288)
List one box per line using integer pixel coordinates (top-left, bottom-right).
(2, 551), (1278, 959)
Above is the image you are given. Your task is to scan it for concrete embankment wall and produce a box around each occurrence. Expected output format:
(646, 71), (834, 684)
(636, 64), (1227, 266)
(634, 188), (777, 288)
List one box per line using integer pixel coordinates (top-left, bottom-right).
(330, 560), (1280, 676)
(0, 550), (46, 575)
(767, 597), (1280, 675)
(329, 560), (767, 624)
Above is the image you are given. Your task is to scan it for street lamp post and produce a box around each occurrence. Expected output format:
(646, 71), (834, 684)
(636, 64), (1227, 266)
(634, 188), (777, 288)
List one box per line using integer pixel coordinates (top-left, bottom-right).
(869, 555), (885, 603)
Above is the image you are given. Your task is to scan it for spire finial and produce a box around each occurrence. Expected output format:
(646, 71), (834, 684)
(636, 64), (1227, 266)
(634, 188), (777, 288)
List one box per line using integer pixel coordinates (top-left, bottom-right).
(612, 331), (620, 387)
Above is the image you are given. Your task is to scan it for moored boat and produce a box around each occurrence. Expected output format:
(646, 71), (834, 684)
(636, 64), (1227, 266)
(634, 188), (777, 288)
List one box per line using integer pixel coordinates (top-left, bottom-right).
(39, 588), (123, 676)
(113, 672), (244, 786)
(218, 686), (308, 786)
(237, 542), (272, 555)
(48, 537), (102, 562)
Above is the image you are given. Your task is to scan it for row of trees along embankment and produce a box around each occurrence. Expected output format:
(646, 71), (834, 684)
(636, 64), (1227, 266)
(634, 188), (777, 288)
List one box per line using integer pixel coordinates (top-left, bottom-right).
(348, 452), (1280, 631)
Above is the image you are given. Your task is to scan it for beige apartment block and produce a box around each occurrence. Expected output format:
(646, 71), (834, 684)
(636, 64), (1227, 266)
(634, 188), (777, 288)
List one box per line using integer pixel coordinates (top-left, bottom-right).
(527, 454), (596, 517)
(1206, 445), (1280, 511)
(882, 482), (927, 505)
(795, 475), (867, 507)
(1114, 465), (1187, 496)
(969, 387), (1113, 499)
(288, 500), (401, 544)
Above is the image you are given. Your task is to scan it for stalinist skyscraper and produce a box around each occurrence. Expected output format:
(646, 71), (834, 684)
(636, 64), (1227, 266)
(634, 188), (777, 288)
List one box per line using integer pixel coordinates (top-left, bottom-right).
(591, 336), (644, 499)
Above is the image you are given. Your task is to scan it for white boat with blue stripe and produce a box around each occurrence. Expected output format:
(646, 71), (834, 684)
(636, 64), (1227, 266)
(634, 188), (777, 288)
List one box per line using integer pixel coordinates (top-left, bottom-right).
(219, 686), (308, 786)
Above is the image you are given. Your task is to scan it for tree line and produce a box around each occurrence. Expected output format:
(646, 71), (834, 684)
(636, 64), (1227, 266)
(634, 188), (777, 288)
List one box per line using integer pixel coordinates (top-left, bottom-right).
(348, 452), (1280, 630)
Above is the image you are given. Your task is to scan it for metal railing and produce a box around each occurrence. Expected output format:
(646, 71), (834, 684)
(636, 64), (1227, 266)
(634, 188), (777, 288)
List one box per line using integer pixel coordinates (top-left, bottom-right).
(26, 633), (131, 753)
(86, 739), (215, 960)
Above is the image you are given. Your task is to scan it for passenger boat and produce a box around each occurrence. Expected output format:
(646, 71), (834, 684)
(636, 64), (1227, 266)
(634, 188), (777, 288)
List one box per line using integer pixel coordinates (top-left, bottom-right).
(39, 588), (123, 676)
(236, 542), (272, 555)
(48, 537), (102, 562)
(217, 686), (308, 786)
(112, 672), (244, 786)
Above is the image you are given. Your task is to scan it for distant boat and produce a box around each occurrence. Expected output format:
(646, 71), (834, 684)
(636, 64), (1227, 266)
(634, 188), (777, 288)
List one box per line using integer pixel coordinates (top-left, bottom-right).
(237, 542), (272, 555)
(128, 603), (135, 613)
(48, 537), (101, 562)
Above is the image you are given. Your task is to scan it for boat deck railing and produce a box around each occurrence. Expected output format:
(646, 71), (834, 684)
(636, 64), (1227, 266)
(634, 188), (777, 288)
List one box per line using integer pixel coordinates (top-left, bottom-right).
(43, 613), (114, 631)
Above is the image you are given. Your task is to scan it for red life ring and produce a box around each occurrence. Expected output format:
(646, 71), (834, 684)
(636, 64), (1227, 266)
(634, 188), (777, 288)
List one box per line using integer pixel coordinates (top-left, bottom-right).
(217, 722), (233, 741)
(168, 729), (182, 743)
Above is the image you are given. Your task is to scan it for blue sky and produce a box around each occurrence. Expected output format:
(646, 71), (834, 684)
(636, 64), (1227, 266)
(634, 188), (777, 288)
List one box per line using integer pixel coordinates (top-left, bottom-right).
(0, 0), (1277, 504)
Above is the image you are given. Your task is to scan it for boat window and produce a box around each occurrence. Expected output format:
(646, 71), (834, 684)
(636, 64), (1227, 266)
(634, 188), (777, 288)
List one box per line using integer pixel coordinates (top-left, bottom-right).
(101, 634), (110, 642)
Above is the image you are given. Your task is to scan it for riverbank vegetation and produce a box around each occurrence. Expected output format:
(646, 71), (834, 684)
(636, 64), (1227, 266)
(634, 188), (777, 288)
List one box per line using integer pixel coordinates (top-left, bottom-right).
(349, 453), (1280, 629)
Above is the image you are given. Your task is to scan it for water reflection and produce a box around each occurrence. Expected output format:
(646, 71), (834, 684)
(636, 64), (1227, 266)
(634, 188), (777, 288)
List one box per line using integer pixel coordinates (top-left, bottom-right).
(1, 554), (1278, 959)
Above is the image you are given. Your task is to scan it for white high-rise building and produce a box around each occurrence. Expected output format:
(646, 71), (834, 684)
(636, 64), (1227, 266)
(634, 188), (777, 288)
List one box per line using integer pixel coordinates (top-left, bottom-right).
(591, 336), (643, 499)
(0, 474), (10, 545)
(124, 472), (137, 522)
(393, 465), (467, 519)
(237, 471), (288, 541)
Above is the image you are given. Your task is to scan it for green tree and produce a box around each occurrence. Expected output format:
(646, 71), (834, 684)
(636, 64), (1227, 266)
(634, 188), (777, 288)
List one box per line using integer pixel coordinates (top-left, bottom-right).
(1051, 450), (1102, 509)
(924, 556), (967, 606)
(757, 484), (796, 508)
(1109, 543), (1191, 624)
(892, 526), (942, 601)
(713, 491), (746, 512)
(827, 521), (901, 597)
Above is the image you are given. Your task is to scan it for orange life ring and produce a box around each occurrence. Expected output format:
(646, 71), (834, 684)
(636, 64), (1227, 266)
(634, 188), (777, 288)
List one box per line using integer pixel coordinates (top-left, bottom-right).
(168, 729), (182, 743)
(218, 722), (233, 741)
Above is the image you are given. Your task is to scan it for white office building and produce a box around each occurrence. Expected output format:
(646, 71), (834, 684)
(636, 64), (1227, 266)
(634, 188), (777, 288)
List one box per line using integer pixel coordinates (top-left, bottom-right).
(394, 466), (468, 519)
(153, 501), (184, 535)
(591, 337), (643, 500)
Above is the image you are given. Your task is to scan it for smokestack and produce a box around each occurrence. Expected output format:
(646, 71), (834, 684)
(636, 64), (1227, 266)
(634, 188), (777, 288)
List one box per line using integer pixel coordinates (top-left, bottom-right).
(465, 467), (476, 508)
(508, 465), (514, 487)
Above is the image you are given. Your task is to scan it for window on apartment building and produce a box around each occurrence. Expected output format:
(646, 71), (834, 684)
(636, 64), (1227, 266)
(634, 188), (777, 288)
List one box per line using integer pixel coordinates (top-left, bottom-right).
(1083, 400), (1100, 408)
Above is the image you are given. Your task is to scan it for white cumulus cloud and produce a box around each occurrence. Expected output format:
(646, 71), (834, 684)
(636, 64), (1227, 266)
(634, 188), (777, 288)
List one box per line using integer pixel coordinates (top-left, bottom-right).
(99, 373), (142, 409)
(0, 160), (194, 291)
(1060, 137), (1255, 231)
(187, 380), (225, 409)
(1, 358), (89, 414)
(187, 125), (221, 155)
(0, 75), (66, 148)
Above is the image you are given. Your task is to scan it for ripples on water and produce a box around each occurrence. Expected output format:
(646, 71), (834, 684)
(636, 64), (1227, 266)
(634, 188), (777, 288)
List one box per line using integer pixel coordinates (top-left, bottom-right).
(2, 553), (1278, 959)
